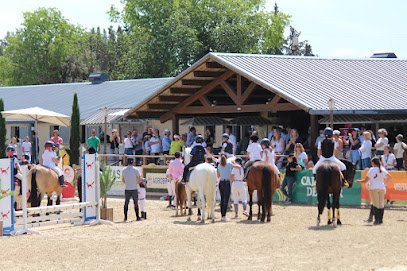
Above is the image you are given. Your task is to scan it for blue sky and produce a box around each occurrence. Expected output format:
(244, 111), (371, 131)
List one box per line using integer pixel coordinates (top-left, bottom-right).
(0, 0), (406, 58)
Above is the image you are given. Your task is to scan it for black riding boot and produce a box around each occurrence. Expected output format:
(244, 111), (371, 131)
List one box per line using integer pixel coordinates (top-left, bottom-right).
(377, 208), (384, 224)
(58, 175), (67, 187)
(143, 211), (147, 220)
(366, 205), (374, 223)
(373, 207), (380, 225)
(135, 206), (141, 221)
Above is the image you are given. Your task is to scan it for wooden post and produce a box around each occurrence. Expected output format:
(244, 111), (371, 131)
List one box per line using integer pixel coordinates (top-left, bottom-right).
(310, 114), (319, 161)
(172, 114), (179, 135)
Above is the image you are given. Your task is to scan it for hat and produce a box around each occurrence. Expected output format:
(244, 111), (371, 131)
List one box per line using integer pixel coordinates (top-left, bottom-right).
(222, 133), (229, 139)
(333, 130), (341, 135)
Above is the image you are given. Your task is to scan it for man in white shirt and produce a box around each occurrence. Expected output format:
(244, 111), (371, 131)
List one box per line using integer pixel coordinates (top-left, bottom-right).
(225, 127), (236, 154)
(22, 136), (32, 161)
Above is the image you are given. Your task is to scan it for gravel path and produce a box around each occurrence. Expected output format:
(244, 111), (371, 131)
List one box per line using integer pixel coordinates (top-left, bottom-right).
(1, 199), (407, 271)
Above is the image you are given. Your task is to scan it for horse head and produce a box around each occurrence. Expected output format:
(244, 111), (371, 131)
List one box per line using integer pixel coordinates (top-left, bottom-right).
(340, 159), (356, 188)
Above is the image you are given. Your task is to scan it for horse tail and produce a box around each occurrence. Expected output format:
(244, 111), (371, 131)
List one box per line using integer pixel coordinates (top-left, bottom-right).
(262, 166), (272, 208)
(206, 166), (217, 215)
(29, 169), (40, 207)
(321, 165), (331, 192)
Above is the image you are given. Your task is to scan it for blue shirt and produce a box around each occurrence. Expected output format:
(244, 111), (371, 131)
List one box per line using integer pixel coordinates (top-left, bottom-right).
(162, 136), (171, 152)
(217, 163), (233, 181)
(186, 132), (196, 147)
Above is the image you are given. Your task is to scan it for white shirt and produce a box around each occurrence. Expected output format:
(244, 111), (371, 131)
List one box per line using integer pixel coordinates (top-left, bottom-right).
(42, 150), (57, 168)
(375, 137), (389, 151)
(228, 134), (237, 151)
(359, 140), (372, 159)
(149, 136), (161, 153)
(367, 166), (388, 190)
(393, 142), (406, 159)
(22, 141), (32, 152)
(271, 138), (285, 154)
(124, 137), (133, 148)
(262, 148), (275, 165)
(231, 166), (244, 181)
(246, 142), (262, 161)
(297, 152), (308, 163)
(381, 153), (396, 169)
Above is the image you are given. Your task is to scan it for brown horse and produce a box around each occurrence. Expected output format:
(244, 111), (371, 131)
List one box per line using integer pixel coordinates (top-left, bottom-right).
(27, 165), (63, 207)
(316, 159), (355, 226)
(175, 180), (187, 216)
(246, 161), (280, 223)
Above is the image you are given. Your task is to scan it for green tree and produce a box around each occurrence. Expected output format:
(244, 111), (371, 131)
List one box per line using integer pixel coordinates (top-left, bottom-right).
(69, 93), (80, 165)
(0, 99), (6, 158)
(3, 8), (88, 85)
(117, 0), (290, 77)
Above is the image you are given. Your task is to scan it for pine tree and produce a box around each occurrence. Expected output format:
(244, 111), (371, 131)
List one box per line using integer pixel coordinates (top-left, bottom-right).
(0, 99), (6, 158)
(69, 93), (80, 165)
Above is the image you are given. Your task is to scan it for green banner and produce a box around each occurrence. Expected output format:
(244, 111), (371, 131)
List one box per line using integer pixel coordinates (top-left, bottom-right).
(286, 170), (362, 205)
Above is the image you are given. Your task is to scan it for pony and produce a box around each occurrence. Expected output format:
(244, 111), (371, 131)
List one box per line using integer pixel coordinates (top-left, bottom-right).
(246, 161), (280, 223)
(315, 159), (356, 226)
(175, 180), (187, 216)
(186, 163), (217, 223)
(27, 165), (63, 207)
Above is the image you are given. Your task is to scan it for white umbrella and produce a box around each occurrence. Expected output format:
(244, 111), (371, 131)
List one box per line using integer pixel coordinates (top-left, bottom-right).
(1, 107), (71, 161)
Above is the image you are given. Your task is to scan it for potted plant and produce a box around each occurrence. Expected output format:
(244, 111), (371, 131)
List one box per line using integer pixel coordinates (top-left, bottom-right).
(100, 165), (115, 221)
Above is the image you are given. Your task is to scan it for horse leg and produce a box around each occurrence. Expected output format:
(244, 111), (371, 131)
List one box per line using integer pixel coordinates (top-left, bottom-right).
(248, 190), (253, 221)
(186, 187), (192, 221)
(327, 196), (332, 225)
(316, 191), (326, 227)
(333, 191), (341, 225)
(257, 193), (262, 221)
(267, 190), (274, 223)
(199, 191), (205, 223)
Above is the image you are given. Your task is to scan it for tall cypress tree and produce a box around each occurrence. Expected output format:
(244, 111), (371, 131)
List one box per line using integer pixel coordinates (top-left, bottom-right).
(69, 93), (80, 165)
(0, 99), (6, 158)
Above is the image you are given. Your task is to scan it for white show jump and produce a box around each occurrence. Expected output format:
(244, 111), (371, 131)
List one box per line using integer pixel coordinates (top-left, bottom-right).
(0, 154), (111, 236)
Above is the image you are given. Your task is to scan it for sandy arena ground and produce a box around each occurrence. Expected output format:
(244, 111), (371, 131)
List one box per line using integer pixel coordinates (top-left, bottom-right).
(1, 198), (407, 271)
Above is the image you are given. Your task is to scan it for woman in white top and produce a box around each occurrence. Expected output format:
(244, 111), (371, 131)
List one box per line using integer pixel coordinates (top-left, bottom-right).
(124, 132), (134, 155)
(230, 158), (247, 218)
(260, 138), (279, 174)
(381, 145), (396, 170)
(294, 143), (308, 168)
(359, 131), (372, 170)
(375, 128), (389, 156)
(246, 135), (262, 162)
(22, 136), (32, 161)
(356, 157), (391, 224)
(271, 129), (285, 154)
(393, 134), (406, 170)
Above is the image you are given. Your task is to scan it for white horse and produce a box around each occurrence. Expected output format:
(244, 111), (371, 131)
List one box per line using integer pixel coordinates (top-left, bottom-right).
(186, 162), (217, 223)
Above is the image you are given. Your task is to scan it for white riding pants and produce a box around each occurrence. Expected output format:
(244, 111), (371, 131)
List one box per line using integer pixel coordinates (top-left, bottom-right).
(138, 188), (146, 212)
(232, 181), (247, 204)
(48, 165), (63, 177)
(312, 155), (346, 174)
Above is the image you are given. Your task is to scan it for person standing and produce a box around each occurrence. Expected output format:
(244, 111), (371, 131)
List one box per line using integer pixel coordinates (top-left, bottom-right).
(230, 157), (248, 217)
(121, 158), (141, 222)
(162, 129), (172, 155)
(87, 129), (101, 154)
(186, 127), (196, 147)
(166, 152), (184, 208)
(294, 143), (308, 168)
(217, 154), (233, 222)
(285, 129), (301, 154)
(359, 131), (372, 170)
(393, 134), (406, 170)
(169, 134), (184, 155)
(356, 157), (391, 225)
(381, 145), (396, 171)
(149, 129), (162, 164)
(124, 131), (133, 155)
(225, 127), (236, 154)
(50, 129), (63, 145)
(22, 136), (32, 162)
(204, 128), (214, 149)
(333, 130), (344, 159)
(349, 128), (361, 170)
(375, 128), (389, 157)
(132, 130), (143, 165)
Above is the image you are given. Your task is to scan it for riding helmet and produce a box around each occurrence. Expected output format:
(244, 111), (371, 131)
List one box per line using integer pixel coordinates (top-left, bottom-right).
(324, 127), (333, 137)
(260, 138), (270, 148)
(44, 140), (55, 148)
(6, 145), (15, 152)
(235, 157), (243, 165)
(222, 133), (230, 139)
(195, 135), (204, 143)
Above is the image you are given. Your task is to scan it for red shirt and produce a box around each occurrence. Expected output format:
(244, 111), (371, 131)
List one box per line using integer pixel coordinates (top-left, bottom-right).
(50, 136), (63, 145)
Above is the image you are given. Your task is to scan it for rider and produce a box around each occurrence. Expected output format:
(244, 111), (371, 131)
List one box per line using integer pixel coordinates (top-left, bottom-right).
(42, 141), (66, 187)
(220, 133), (234, 158)
(182, 135), (206, 183)
(313, 127), (347, 185)
(260, 138), (279, 174)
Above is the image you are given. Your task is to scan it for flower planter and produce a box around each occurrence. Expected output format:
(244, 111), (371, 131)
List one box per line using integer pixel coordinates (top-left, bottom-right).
(101, 207), (113, 221)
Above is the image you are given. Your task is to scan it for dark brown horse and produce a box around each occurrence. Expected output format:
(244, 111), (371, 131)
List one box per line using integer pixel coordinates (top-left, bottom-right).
(246, 161), (280, 223)
(316, 159), (355, 226)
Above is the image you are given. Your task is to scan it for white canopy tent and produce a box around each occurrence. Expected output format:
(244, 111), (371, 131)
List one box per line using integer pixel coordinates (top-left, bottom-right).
(1, 107), (71, 160)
